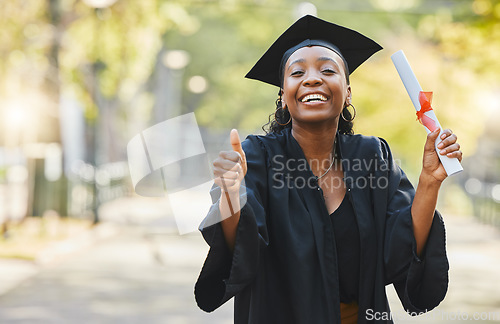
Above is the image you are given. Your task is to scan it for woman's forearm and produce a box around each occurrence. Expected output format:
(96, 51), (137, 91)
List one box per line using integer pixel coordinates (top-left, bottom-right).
(219, 190), (241, 252)
(411, 175), (442, 257)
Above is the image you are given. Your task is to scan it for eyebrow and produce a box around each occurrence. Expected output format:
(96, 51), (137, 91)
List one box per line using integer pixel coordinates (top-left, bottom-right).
(287, 58), (305, 71)
(318, 56), (340, 69)
(287, 56), (341, 71)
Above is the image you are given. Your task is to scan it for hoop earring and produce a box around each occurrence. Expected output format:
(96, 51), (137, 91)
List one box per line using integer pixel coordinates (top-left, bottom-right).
(341, 104), (356, 122)
(275, 104), (292, 126)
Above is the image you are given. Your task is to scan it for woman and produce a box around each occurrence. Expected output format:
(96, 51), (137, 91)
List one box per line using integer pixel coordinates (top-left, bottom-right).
(195, 15), (461, 324)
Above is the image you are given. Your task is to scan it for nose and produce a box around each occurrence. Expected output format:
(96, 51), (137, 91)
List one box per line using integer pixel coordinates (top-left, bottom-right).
(303, 72), (322, 86)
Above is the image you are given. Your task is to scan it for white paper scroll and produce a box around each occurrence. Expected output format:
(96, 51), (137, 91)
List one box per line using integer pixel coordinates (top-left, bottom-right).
(391, 50), (463, 176)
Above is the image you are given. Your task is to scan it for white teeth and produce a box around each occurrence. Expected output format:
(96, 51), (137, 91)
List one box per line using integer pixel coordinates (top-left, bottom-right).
(301, 94), (327, 102)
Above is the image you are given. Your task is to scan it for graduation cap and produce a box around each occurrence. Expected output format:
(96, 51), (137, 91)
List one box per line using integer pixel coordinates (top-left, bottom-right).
(245, 15), (383, 87)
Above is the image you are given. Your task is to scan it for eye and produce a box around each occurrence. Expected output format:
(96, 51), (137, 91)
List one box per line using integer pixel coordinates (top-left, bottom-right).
(322, 68), (336, 74)
(291, 70), (304, 76)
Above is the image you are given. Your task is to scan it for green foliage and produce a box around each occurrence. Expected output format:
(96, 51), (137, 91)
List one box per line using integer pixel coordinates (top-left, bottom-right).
(0, 0), (493, 173)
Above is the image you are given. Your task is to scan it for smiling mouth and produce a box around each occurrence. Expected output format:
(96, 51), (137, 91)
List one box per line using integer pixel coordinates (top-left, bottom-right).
(301, 94), (328, 103)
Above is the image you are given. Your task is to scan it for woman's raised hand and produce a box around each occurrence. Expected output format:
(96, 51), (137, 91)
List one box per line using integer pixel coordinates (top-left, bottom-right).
(214, 130), (247, 250)
(421, 128), (462, 183)
(213, 129), (247, 194)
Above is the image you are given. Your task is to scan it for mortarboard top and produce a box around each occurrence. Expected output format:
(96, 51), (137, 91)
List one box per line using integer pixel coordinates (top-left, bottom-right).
(245, 15), (383, 88)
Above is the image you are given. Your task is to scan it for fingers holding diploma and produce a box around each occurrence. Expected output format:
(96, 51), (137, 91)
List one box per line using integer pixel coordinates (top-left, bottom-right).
(422, 128), (463, 183)
(437, 129), (462, 161)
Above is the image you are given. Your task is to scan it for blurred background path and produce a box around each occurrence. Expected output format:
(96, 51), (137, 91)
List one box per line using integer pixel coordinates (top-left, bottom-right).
(0, 196), (233, 324)
(0, 196), (498, 323)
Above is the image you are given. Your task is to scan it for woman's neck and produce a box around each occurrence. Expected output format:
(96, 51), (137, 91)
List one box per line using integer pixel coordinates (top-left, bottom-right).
(291, 123), (338, 172)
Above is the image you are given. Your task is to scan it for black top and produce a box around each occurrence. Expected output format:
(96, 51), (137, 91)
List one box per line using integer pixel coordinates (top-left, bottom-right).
(331, 194), (360, 303)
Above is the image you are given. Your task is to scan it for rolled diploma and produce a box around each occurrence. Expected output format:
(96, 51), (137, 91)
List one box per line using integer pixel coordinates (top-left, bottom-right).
(391, 50), (463, 176)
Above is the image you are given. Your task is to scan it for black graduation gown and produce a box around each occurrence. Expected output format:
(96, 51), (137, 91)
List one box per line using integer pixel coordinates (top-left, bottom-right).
(195, 128), (448, 324)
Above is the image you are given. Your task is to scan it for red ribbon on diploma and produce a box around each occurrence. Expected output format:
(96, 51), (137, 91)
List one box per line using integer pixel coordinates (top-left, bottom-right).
(416, 91), (438, 132)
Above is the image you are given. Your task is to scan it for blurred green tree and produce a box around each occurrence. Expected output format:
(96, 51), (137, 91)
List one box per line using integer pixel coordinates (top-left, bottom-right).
(1, 0), (496, 218)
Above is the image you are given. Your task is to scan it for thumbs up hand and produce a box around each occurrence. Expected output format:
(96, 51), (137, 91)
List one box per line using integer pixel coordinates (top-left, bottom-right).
(213, 129), (247, 250)
(213, 129), (247, 194)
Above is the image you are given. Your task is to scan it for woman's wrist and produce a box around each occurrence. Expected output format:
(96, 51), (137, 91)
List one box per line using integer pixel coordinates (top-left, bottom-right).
(418, 172), (442, 192)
